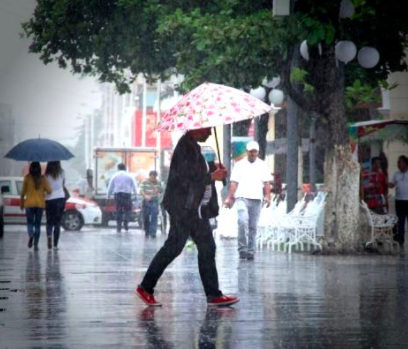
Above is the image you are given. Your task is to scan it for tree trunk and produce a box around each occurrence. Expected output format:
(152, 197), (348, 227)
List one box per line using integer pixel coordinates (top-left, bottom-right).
(323, 60), (361, 253)
(257, 113), (269, 160)
(324, 146), (361, 252)
(309, 115), (316, 192)
(233, 119), (251, 137)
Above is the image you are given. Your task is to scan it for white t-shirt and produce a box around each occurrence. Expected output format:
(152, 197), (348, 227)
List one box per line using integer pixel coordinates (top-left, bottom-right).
(230, 157), (272, 200)
(391, 170), (408, 200)
(45, 173), (65, 200)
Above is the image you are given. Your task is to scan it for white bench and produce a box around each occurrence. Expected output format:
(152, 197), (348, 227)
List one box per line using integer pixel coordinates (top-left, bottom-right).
(360, 201), (398, 247)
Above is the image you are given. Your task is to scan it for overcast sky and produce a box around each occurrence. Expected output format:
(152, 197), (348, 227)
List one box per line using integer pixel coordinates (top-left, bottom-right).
(0, 0), (102, 146)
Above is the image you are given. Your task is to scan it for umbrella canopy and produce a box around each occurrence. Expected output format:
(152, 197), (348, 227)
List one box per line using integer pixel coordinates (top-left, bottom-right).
(349, 119), (408, 153)
(5, 138), (74, 162)
(158, 82), (271, 131)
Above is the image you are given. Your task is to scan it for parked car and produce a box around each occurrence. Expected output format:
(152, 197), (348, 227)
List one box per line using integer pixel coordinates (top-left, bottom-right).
(0, 176), (102, 231)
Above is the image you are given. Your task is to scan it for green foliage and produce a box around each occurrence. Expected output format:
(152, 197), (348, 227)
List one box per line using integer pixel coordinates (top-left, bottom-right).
(345, 79), (380, 109)
(22, 0), (408, 108)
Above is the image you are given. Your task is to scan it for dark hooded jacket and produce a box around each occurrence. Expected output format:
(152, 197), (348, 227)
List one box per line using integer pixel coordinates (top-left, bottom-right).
(162, 133), (219, 219)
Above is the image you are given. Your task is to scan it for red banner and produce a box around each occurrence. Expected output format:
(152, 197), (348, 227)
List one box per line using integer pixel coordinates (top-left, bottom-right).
(134, 109), (172, 148)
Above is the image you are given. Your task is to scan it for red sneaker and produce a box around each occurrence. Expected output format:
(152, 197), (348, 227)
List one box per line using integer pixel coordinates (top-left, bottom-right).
(135, 286), (162, 307)
(207, 295), (240, 307)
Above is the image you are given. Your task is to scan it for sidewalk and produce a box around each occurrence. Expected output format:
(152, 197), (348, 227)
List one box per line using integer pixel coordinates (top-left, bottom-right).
(1, 227), (408, 348)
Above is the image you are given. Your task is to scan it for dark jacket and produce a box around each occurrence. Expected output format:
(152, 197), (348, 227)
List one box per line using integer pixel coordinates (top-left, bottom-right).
(162, 133), (219, 219)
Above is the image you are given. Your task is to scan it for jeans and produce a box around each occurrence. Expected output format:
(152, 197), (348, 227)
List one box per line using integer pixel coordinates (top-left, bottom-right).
(395, 200), (408, 245)
(143, 199), (159, 236)
(140, 210), (222, 300)
(26, 207), (44, 246)
(45, 198), (65, 247)
(114, 192), (132, 232)
(236, 198), (262, 255)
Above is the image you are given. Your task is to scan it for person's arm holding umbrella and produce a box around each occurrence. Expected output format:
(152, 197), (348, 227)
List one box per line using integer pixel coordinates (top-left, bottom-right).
(42, 176), (52, 196)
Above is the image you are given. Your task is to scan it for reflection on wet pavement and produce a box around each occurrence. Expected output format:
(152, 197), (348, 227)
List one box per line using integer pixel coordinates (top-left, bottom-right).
(1, 227), (408, 348)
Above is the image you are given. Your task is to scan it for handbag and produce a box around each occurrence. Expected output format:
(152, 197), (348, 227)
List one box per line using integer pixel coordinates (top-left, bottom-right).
(63, 186), (70, 200)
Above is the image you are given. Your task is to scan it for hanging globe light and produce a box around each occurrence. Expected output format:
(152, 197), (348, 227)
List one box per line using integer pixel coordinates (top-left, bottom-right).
(300, 40), (309, 61)
(268, 89), (285, 105)
(263, 77), (281, 88)
(339, 0), (355, 19)
(335, 41), (357, 64)
(249, 87), (266, 100)
(357, 47), (380, 69)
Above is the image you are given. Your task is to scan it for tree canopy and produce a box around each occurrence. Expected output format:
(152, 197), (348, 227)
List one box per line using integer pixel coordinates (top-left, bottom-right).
(23, 0), (408, 95)
(22, 0), (408, 145)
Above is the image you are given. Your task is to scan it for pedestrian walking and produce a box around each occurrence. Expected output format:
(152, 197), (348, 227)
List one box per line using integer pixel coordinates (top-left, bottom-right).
(45, 161), (66, 250)
(136, 127), (239, 307)
(140, 170), (163, 238)
(224, 140), (272, 260)
(107, 163), (137, 232)
(20, 161), (52, 250)
(362, 157), (388, 213)
(388, 155), (408, 247)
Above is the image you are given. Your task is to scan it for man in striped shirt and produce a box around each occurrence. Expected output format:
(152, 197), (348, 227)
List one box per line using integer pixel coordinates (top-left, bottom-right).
(140, 171), (163, 238)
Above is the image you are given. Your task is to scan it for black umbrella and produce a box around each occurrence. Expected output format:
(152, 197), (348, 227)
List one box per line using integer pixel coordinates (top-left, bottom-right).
(5, 138), (74, 162)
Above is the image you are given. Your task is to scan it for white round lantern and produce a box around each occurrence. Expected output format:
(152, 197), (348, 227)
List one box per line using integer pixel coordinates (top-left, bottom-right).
(357, 47), (380, 69)
(250, 87), (266, 100)
(268, 89), (284, 105)
(335, 41), (357, 64)
(300, 40), (309, 61)
(263, 76), (281, 88)
(339, 0), (355, 19)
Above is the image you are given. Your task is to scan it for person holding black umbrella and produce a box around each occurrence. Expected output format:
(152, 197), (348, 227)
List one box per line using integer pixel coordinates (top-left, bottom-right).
(20, 162), (52, 250)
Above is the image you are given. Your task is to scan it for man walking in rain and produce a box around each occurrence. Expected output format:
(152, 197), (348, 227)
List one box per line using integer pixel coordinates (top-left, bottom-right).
(136, 127), (240, 307)
(140, 170), (163, 238)
(107, 163), (137, 233)
(224, 140), (272, 260)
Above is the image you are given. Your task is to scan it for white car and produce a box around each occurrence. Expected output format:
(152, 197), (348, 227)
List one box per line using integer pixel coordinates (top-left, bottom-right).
(0, 176), (102, 231)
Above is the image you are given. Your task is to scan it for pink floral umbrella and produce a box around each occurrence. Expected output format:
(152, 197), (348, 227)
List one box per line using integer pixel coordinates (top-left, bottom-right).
(157, 82), (271, 132)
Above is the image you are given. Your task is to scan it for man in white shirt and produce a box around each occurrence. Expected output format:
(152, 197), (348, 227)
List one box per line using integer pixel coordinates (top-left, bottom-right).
(389, 155), (408, 247)
(224, 141), (272, 260)
(107, 163), (138, 232)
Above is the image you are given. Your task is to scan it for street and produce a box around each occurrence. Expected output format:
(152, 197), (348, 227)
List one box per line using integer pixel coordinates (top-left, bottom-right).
(1, 225), (408, 348)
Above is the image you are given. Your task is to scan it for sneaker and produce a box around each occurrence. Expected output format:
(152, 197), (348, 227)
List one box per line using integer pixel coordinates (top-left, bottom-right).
(239, 251), (247, 260)
(53, 246), (59, 251)
(208, 295), (240, 307)
(34, 245), (39, 251)
(135, 286), (162, 307)
(28, 237), (34, 249)
(47, 237), (52, 249)
(246, 253), (254, 261)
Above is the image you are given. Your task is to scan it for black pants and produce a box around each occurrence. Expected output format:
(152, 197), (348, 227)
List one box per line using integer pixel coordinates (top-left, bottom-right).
(114, 192), (132, 231)
(140, 210), (222, 300)
(395, 200), (408, 245)
(45, 198), (65, 247)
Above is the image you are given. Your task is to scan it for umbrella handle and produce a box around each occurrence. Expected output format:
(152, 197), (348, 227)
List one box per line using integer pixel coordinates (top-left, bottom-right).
(213, 127), (222, 166)
(213, 127), (227, 187)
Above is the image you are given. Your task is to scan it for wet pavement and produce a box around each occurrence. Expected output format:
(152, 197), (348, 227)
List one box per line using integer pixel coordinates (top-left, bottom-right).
(1, 226), (408, 349)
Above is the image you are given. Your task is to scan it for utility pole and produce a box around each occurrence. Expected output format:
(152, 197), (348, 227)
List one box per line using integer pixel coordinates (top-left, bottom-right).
(286, 96), (299, 212)
(222, 124), (232, 200)
(156, 79), (162, 173)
